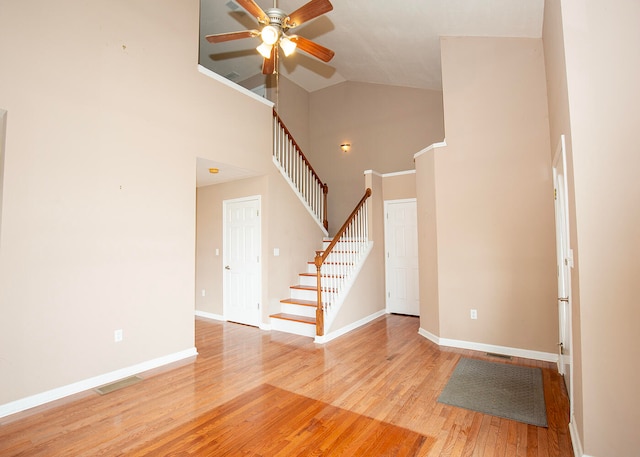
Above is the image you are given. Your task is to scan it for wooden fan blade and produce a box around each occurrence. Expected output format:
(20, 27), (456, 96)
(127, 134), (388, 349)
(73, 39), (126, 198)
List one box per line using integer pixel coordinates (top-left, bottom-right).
(237, 0), (269, 23)
(262, 47), (276, 74)
(205, 30), (258, 43)
(291, 35), (335, 62)
(286, 0), (333, 28)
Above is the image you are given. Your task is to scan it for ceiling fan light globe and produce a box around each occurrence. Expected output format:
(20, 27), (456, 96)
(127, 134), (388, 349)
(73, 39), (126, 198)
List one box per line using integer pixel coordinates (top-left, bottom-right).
(280, 36), (297, 56)
(256, 42), (273, 59)
(260, 25), (280, 45)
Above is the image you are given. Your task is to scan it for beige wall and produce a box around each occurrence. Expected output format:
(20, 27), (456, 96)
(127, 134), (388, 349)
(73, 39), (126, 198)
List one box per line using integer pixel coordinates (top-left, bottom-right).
(268, 75), (311, 153)
(0, 110), (6, 245)
(382, 171), (417, 201)
(0, 0), (273, 406)
(415, 145), (442, 336)
(308, 82), (445, 234)
(432, 37), (557, 353)
(558, 1), (640, 455)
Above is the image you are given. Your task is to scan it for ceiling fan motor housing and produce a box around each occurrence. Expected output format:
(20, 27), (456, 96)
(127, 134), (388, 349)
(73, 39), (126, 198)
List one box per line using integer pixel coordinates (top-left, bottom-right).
(266, 8), (288, 29)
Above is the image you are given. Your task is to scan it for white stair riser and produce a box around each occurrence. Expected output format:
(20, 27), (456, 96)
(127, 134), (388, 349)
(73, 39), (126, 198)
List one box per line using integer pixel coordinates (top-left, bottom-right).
(271, 318), (316, 337)
(306, 262), (356, 275)
(291, 288), (317, 301)
(325, 253), (357, 263)
(299, 275), (317, 287)
(281, 303), (316, 318)
(316, 250), (359, 261)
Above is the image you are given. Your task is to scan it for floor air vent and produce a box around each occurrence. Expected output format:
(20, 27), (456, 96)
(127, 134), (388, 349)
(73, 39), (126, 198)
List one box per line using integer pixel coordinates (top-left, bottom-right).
(94, 376), (142, 395)
(486, 352), (512, 360)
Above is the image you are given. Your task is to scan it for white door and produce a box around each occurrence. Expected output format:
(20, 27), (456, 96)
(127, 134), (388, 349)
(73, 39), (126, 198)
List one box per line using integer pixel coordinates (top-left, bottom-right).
(223, 196), (261, 327)
(384, 199), (420, 316)
(553, 135), (573, 401)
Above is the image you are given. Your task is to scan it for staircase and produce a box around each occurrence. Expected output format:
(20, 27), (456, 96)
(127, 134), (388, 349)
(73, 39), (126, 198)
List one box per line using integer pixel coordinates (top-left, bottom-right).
(270, 239), (353, 337)
(270, 110), (372, 340)
(270, 186), (372, 340)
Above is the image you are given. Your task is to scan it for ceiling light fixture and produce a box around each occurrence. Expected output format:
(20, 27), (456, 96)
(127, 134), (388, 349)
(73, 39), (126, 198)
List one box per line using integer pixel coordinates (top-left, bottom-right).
(256, 42), (273, 59)
(209, 168), (219, 174)
(260, 25), (280, 45)
(279, 35), (297, 56)
(340, 143), (351, 153)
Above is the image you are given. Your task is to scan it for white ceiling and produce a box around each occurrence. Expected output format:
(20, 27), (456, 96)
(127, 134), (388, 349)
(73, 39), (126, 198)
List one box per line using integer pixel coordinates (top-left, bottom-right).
(199, 0), (545, 93)
(196, 0), (545, 186)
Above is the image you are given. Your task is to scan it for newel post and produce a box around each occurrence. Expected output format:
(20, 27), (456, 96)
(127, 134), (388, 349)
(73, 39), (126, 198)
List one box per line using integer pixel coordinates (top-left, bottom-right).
(322, 184), (329, 230)
(314, 250), (325, 337)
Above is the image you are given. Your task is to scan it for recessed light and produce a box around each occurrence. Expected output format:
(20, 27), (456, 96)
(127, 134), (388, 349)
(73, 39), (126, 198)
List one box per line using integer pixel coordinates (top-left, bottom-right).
(209, 168), (219, 174)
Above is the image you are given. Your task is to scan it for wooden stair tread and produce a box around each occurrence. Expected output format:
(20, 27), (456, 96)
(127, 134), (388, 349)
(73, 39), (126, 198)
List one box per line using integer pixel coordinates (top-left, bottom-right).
(290, 285), (316, 291)
(280, 298), (317, 307)
(290, 285), (337, 293)
(270, 313), (316, 325)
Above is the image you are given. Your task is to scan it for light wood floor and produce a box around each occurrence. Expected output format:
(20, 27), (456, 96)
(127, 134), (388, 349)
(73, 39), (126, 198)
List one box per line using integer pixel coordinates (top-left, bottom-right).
(0, 315), (573, 456)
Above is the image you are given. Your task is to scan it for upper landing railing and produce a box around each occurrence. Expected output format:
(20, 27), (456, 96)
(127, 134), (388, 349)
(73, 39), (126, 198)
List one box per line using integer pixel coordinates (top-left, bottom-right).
(273, 109), (328, 232)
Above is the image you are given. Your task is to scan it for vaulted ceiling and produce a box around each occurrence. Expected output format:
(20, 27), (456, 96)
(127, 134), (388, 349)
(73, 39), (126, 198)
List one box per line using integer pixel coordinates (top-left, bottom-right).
(199, 0), (545, 93)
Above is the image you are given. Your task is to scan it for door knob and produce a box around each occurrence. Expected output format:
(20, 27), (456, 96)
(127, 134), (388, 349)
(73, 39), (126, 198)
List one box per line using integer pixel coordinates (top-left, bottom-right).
(225, 265), (231, 270)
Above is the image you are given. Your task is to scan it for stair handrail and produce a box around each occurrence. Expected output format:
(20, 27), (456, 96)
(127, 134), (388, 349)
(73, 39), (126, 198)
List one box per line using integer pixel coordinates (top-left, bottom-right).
(314, 188), (372, 336)
(273, 108), (328, 231)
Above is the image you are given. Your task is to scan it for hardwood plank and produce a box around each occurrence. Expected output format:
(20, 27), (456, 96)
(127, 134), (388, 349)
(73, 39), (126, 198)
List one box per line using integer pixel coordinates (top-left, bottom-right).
(0, 315), (573, 456)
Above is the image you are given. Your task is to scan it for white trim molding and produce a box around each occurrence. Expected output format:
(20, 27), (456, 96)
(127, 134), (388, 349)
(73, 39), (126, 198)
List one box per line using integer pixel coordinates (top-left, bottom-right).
(197, 65), (274, 108)
(363, 169), (383, 177)
(413, 140), (447, 159)
(383, 170), (416, 178)
(196, 305), (272, 331)
(195, 310), (225, 321)
(0, 347), (198, 419)
(418, 328), (558, 363)
(315, 310), (386, 344)
(569, 417), (588, 457)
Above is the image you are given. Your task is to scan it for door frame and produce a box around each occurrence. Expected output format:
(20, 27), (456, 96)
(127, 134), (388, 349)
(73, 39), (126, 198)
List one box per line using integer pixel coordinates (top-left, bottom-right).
(222, 194), (262, 327)
(384, 198), (420, 316)
(552, 134), (573, 411)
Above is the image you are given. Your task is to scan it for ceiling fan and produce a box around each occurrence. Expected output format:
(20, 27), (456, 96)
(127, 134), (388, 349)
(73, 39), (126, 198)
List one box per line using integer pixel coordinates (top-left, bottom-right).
(205, 0), (335, 75)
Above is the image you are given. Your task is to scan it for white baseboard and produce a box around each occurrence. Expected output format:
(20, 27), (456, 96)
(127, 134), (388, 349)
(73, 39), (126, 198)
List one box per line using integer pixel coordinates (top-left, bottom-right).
(569, 416), (588, 457)
(417, 328), (558, 363)
(0, 347), (198, 420)
(195, 310), (225, 321)
(418, 327), (440, 346)
(315, 310), (386, 344)
(195, 311), (272, 331)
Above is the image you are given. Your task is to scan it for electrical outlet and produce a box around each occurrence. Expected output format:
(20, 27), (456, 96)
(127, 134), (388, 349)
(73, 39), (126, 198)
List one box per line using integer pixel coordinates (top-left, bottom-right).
(470, 309), (478, 320)
(201, 289), (206, 297)
(114, 329), (123, 342)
